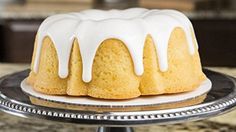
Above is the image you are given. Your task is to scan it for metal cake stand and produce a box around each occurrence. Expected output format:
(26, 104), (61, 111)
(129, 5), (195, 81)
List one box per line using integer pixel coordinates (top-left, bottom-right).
(0, 69), (236, 132)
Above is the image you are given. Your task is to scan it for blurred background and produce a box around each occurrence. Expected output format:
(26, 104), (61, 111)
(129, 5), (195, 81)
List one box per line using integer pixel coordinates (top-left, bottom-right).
(0, 0), (236, 66)
(0, 1), (236, 132)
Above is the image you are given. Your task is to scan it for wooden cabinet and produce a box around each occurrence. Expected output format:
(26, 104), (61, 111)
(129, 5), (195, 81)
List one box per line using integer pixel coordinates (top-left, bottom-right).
(193, 19), (236, 67)
(2, 19), (42, 63)
(0, 18), (236, 66)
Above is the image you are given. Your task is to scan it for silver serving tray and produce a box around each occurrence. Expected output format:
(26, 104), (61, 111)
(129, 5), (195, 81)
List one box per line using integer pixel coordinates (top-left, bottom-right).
(0, 69), (236, 132)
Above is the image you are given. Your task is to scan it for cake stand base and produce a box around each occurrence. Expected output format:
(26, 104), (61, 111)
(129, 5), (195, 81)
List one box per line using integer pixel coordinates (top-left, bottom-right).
(97, 127), (133, 132)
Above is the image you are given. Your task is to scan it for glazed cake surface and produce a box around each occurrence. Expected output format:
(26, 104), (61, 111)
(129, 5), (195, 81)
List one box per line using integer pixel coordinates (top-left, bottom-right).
(27, 8), (206, 99)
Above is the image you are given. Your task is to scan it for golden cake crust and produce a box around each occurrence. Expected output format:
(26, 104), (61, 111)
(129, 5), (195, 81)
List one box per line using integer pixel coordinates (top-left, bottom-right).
(27, 27), (206, 99)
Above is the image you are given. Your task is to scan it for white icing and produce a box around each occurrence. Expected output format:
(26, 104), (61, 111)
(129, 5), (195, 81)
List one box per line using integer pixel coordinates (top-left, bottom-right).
(33, 8), (198, 83)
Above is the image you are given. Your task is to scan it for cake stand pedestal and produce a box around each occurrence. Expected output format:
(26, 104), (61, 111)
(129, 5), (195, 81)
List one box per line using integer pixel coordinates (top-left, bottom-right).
(0, 69), (236, 132)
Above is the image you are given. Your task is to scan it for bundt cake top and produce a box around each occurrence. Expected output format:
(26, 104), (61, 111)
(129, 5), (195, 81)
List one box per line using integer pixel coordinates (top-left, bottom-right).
(33, 8), (198, 82)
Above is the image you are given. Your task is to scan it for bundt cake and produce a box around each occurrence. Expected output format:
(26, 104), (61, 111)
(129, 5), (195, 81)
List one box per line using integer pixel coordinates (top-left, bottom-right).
(27, 8), (206, 99)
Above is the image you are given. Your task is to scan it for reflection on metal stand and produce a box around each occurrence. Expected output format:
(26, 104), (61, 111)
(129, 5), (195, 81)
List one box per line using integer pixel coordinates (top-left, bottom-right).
(97, 127), (134, 132)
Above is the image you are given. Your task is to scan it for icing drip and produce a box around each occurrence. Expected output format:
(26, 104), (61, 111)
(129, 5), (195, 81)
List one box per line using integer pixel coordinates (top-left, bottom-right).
(33, 8), (198, 83)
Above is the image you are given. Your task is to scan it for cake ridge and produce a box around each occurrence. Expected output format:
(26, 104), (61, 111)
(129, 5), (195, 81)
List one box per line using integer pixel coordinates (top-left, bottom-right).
(33, 8), (197, 83)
